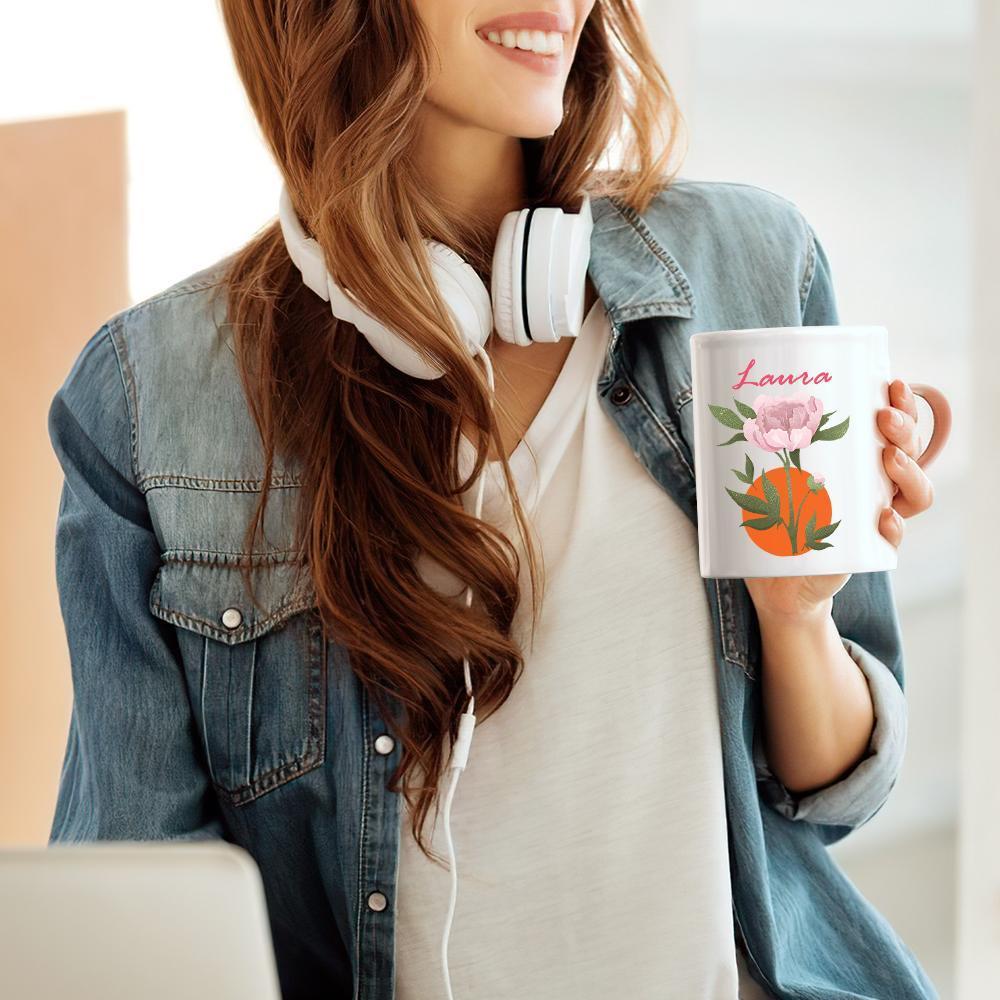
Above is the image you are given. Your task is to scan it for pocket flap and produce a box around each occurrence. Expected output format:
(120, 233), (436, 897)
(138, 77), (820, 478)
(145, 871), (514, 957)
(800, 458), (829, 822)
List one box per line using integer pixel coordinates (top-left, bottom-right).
(149, 558), (317, 645)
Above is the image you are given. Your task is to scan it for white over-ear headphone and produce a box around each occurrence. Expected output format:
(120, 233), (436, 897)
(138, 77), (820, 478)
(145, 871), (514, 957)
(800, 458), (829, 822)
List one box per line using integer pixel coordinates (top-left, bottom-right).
(278, 180), (596, 1000)
(277, 181), (594, 378)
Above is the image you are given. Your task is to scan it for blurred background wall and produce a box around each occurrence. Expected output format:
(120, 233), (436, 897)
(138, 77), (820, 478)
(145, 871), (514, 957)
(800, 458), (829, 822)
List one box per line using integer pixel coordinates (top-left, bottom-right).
(653, 3), (976, 996)
(0, 111), (128, 842)
(1, 2), (990, 996)
(958, 2), (1000, 993)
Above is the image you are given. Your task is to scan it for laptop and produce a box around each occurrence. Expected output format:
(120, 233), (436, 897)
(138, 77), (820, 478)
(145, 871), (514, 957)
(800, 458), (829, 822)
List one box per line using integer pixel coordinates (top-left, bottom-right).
(0, 841), (282, 1000)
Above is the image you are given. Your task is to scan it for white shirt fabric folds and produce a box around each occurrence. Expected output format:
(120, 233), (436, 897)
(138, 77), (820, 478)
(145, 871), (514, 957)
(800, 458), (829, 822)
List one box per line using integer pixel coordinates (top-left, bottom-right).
(397, 298), (771, 1000)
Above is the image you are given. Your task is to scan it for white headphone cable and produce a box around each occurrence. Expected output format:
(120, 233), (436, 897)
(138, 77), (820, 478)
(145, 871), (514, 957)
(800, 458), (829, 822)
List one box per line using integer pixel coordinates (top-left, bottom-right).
(439, 339), (495, 1000)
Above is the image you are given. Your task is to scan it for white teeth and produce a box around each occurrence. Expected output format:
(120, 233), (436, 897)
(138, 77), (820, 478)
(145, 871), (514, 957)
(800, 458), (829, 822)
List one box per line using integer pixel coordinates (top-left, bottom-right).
(482, 28), (564, 55)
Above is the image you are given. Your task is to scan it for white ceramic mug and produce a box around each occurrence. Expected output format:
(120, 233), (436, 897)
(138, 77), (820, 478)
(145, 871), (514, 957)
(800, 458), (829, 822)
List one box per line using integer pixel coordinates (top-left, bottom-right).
(689, 325), (951, 579)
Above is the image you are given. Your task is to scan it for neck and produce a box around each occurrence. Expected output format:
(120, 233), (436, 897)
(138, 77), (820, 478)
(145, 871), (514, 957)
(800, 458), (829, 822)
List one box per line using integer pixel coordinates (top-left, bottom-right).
(412, 105), (528, 233)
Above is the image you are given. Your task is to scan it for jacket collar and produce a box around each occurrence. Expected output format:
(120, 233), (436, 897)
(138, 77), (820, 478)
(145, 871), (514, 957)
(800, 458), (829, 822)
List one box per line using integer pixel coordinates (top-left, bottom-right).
(587, 193), (696, 327)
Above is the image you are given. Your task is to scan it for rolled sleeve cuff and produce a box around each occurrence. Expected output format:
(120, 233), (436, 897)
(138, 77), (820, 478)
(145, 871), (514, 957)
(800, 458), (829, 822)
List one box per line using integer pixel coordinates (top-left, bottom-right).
(753, 635), (907, 829)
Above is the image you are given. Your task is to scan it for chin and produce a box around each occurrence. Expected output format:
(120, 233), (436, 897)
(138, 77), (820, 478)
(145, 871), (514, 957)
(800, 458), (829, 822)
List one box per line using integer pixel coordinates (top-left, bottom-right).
(482, 107), (564, 140)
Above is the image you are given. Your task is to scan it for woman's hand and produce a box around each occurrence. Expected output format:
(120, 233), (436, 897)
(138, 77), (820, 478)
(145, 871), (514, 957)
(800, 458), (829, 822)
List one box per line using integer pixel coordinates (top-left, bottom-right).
(741, 378), (936, 795)
(744, 377), (936, 620)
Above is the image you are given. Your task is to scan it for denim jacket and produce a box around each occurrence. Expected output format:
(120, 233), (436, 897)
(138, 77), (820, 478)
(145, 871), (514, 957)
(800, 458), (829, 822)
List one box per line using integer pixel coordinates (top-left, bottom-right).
(47, 178), (936, 999)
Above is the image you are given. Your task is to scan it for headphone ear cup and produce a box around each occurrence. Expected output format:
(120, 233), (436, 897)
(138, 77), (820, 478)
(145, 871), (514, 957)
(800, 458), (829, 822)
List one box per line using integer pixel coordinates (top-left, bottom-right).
(491, 209), (529, 347)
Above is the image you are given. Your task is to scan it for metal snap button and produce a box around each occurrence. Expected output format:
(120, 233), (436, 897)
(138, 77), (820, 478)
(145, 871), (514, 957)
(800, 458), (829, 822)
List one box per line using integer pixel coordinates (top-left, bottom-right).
(374, 735), (395, 756)
(610, 383), (632, 406)
(221, 607), (243, 630)
(367, 891), (388, 912)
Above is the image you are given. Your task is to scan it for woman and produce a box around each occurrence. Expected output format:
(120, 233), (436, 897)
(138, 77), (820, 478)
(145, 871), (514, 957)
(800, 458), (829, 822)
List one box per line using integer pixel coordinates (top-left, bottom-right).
(47, 1), (940, 998)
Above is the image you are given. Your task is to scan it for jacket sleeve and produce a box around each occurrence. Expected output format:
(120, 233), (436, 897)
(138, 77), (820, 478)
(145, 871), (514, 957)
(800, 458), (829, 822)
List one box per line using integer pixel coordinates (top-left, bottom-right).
(47, 319), (226, 843)
(752, 221), (909, 837)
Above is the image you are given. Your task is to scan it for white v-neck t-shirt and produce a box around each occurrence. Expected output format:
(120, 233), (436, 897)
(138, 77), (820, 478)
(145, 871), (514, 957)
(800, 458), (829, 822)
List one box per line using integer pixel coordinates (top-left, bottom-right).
(396, 298), (771, 1000)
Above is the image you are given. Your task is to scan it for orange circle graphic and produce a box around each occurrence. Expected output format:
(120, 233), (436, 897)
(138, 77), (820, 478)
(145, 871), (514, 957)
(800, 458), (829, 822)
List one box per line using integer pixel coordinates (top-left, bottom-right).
(741, 467), (833, 557)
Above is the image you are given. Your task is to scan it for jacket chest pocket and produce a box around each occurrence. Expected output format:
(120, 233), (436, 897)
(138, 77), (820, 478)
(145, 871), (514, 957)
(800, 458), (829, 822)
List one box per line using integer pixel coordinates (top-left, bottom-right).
(149, 559), (327, 806)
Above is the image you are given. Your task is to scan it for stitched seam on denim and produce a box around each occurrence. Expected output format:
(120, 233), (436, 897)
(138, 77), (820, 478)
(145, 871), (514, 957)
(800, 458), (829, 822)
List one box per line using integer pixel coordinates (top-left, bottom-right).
(607, 196), (696, 309)
(599, 316), (621, 383)
(156, 555), (308, 575)
(216, 752), (325, 804)
(299, 614), (321, 772)
(798, 214), (818, 317)
(245, 640), (256, 788)
(223, 745), (327, 803)
(714, 579), (753, 678)
(355, 684), (371, 1000)
(104, 316), (142, 486)
(615, 299), (681, 310)
(622, 369), (695, 482)
(161, 547), (299, 558)
(308, 617), (328, 771)
(614, 301), (694, 324)
(113, 275), (225, 325)
(150, 593), (312, 640)
(160, 548), (302, 566)
(732, 904), (779, 998)
(200, 638), (215, 784)
(138, 473), (302, 493)
(615, 299), (692, 314)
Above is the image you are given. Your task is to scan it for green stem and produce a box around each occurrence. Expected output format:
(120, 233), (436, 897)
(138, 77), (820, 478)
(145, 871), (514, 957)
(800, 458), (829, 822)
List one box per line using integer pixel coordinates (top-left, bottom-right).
(794, 490), (811, 545)
(782, 450), (797, 554)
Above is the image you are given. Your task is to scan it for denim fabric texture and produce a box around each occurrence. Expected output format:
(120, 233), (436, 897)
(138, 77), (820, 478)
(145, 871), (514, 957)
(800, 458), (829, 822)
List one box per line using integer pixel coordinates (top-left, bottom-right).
(47, 178), (936, 999)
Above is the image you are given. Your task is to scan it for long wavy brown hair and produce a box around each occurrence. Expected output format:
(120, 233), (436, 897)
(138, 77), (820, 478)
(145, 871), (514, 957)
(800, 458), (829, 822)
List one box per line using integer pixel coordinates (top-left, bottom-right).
(216, 0), (686, 863)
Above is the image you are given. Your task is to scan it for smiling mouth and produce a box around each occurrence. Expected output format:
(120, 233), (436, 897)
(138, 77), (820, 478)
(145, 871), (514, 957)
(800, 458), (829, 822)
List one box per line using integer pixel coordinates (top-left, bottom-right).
(476, 27), (566, 58)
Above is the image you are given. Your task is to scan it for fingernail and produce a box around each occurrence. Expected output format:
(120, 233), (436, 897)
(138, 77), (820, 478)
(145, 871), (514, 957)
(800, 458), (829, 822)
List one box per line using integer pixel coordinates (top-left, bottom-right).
(890, 410), (903, 426)
(893, 446), (907, 466)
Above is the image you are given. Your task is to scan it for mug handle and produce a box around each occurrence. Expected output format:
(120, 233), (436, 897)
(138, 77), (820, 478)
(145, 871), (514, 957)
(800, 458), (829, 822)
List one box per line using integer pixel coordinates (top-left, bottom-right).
(906, 382), (952, 471)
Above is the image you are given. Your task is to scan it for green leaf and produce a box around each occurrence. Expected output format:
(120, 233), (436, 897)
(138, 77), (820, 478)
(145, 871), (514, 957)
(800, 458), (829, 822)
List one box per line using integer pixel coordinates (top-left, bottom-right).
(725, 488), (773, 515)
(760, 474), (781, 517)
(733, 398), (757, 420)
(744, 453), (754, 481)
(812, 519), (841, 540)
(741, 515), (779, 530)
(708, 404), (746, 430)
(806, 474), (824, 492)
(716, 431), (746, 446)
(805, 512), (818, 545)
(807, 540), (834, 550)
(789, 448), (801, 471)
(818, 411), (834, 430)
(812, 416), (850, 441)
(732, 469), (751, 484)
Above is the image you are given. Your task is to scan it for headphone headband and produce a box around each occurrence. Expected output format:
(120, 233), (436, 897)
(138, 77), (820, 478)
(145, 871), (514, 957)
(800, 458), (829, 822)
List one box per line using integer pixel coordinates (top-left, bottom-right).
(278, 182), (594, 378)
(277, 185), (331, 302)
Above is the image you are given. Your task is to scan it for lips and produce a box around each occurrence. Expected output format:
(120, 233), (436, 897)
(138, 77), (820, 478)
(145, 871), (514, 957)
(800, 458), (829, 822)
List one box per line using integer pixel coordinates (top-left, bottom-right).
(474, 10), (572, 35)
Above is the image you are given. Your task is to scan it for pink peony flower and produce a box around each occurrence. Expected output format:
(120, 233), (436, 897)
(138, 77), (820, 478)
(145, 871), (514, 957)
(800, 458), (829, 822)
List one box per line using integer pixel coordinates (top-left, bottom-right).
(742, 392), (823, 454)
